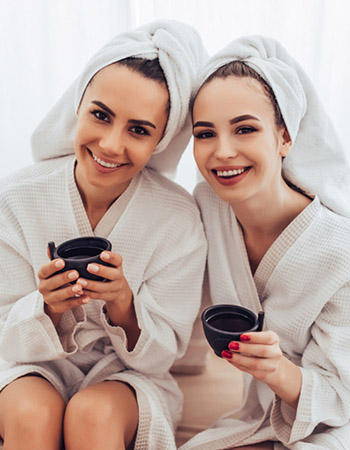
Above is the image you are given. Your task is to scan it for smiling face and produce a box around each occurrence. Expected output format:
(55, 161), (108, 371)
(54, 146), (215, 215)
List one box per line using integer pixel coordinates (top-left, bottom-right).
(193, 75), (291, 208)
(74, 63), (169, 202)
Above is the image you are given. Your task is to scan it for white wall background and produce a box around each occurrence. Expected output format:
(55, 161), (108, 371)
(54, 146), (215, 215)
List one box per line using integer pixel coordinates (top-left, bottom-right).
(2, 0), (350, 192)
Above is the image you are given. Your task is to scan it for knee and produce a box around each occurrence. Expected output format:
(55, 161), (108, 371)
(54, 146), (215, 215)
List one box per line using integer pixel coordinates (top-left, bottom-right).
(65, 389), (116, 426)
(9, 392), (65, 432)
(19, 392), (64, 423)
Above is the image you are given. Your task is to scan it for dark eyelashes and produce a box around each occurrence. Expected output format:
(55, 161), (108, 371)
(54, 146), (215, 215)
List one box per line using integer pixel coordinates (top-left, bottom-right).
(130, 125), (150, 136)
(236, 126), (258, 134)
(89, 110), (150, 136)
(91, 109), (109, 122)
(194, 126), (258, 139)
(193, 131), (215, 139)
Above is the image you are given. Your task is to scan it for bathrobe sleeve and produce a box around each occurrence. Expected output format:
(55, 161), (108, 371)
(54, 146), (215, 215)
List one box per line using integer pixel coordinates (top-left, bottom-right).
(0, 218), (84, 363)
(271, 281), (350, 444)
(99, 208), (207, 374)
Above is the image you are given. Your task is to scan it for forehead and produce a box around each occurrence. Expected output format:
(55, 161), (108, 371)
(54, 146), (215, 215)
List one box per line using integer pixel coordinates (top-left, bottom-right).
(82, 64), (169, 116)
(193, 76), (270, 119)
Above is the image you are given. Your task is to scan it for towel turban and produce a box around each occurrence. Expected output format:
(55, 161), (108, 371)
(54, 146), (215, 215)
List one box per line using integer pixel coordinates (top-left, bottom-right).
(196, 35), (350, 217)
(32, 19), (207, 178)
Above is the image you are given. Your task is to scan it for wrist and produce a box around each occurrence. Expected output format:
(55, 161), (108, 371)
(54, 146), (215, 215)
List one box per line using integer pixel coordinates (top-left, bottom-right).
(268, 356), (302, 409)
(44, 303), (63, 327)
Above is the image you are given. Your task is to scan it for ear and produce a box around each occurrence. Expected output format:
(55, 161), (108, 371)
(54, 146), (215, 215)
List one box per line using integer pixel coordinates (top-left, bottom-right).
(280, 128), (292, 157)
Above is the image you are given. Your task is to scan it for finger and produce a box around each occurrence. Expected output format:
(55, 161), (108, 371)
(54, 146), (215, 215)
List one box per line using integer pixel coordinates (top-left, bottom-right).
(47, 295), (91, 314)
(39, 270), (80, 294)
(44, 282), (84, 305)
(239, 330), (279, 345)
(230, 353), (278, 374)
(38, 259), (65, 280)
(75, 275), (123, 293)
(100, 251), (122, 267)
(229, 341), (281, 359)
(222, 351), (277, 373)
(86, 262), (123, 282)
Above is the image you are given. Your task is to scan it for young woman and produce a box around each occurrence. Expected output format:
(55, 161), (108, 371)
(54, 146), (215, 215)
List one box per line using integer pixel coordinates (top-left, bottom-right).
(0, 20), (207, 450)
(182, 36), (350, 450)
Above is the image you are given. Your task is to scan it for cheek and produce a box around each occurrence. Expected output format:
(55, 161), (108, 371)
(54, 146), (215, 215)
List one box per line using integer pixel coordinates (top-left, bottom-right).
(193, 145), (203, 167)
(193, 142), (210, 168)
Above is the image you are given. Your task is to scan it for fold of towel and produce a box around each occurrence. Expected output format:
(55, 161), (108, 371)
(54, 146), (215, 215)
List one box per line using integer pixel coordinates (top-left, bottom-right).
(196, 35), (350, 217)
(31, 19), (207, 178)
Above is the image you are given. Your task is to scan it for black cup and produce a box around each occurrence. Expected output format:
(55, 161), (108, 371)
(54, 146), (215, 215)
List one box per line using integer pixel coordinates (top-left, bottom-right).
(201, 304), (264, 357)
(48, 237), (112, 281)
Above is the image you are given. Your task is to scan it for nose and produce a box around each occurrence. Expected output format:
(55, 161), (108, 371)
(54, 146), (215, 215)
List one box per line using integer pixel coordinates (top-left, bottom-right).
(214, 134), (238, 160)
(99, 125), (126, 155)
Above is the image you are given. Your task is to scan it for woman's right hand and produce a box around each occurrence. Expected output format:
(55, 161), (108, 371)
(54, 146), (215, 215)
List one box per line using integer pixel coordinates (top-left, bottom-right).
(37, 258), (90, 326)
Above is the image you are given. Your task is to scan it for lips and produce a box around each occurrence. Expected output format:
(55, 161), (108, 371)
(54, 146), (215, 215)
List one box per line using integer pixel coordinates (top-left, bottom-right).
(211, 166), (251, 186)
(87, 149), (127, 172)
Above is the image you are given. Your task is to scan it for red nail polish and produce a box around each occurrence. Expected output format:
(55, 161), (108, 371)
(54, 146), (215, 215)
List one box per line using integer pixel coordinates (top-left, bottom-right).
(240, 334), (251, 342)
(229, 342), (240, 351)
(221, 350), (232, 359)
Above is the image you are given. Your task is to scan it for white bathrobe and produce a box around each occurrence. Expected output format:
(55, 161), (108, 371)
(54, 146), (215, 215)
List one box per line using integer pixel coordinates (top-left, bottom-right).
(0, 156), (207, 450)
(180, 182), (350, 450)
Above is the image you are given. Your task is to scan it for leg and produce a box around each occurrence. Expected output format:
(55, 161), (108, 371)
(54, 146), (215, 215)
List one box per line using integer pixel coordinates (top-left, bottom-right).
(64, 380), (139, 450)
(0, 375), (65, 450)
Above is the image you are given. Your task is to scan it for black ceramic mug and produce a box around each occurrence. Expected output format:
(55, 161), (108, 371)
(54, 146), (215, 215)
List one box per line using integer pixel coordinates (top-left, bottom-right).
(48, 237), (112, 282)
(201, 304), (264, 357)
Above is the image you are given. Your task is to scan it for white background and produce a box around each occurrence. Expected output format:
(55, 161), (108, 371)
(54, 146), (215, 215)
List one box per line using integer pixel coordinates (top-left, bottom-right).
(2, 0), (350, 192)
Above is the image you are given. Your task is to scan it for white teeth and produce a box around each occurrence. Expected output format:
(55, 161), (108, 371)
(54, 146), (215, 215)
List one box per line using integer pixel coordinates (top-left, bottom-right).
(92, 153), (121, 168)
(216, 168), (245, 177)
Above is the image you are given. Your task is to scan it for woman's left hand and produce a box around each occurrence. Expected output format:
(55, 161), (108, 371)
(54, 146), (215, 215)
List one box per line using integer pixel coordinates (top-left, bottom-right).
(76, 251), (133, 307)
(222, 330), (302, 409)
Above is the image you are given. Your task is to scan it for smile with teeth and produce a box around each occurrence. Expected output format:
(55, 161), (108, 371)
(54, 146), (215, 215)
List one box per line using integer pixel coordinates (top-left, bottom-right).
(214, 167), (249, 178)
(91, 152), (123, 168)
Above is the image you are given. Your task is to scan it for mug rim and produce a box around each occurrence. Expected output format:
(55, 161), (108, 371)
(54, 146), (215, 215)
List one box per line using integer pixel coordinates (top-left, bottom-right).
(55, 237), (111, 260)
(202, 304), (259, 335)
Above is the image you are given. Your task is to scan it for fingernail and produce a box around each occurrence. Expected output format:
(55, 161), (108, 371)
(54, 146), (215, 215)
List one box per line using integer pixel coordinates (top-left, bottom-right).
(68, 271), (78, 280)
(101, 252), (110, 260)
(240, 334), (251, 342)
(55, 259), (64, 269)
(72, 284), (82, 293)
(221, 350), (232, 359)
(229, 342), (240, 351)
(88, 264), (99, 273)
(77, 278), (88, 287)
(82, 297), (90, 304)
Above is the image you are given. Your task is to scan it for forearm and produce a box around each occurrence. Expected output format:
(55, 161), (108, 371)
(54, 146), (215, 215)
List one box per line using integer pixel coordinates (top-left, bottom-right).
(105, 294), (141, 351)
(267, 356), (302, 409)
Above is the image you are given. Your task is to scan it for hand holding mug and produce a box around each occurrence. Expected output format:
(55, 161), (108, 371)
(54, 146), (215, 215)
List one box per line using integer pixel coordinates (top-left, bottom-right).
(76, 251), (133, 308)
(38, 257), (90, 325)
(222, 330), (284, 384)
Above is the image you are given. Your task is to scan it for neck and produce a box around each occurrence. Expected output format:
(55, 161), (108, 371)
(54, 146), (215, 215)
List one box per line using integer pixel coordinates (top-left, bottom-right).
(232, 183), (311, 274)
(232, 182), (311, 240)
(74, 165), (130, 229)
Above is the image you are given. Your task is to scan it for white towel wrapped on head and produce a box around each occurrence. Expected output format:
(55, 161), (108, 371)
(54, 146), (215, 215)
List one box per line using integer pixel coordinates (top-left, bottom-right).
(31, 19), (207, 178)
(196, 35), (350, 218)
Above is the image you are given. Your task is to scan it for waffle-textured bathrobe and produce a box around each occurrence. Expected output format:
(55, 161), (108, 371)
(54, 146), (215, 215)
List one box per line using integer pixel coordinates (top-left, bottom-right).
(0, 156), (206, 450)
(180, 182), (350, 450)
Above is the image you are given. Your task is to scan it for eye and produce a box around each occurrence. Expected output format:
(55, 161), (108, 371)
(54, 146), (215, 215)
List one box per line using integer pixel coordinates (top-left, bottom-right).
(91, 110), (110, 123)
(194, 130), (215, 139)
(130, 125), (150, 136)
(236, 126), (257, 135)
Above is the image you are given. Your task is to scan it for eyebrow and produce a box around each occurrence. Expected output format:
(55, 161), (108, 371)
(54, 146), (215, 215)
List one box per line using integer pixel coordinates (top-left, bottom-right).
(128, 119), (156, 130)
(91, 101), (156, 129)
(193, 121), (214, 129)
(91, 100), (116, 118)
(229, 114), (259, 125)
(193, 114), (259, 129)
